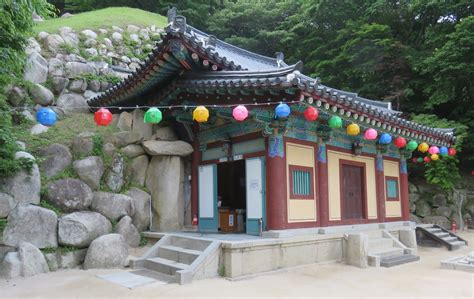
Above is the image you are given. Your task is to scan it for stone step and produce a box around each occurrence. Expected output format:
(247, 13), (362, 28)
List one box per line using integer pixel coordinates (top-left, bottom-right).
(426, 228), (442, 233)
(157, 245), (201, 265)
(368, 247), (404, 258)
(434, 232), (449, 238)
(144, 257), (189, 276)
(168, 235), (211, 252)
(368, 238), (394, 251)
(380, 254), (420, 268)
(366, 230), (383, 239)
(442, 236), (458, 242)
(449, 240), (467, 246)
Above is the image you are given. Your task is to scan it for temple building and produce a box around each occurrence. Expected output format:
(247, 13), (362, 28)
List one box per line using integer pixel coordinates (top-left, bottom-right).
(89, 10), (455, 236)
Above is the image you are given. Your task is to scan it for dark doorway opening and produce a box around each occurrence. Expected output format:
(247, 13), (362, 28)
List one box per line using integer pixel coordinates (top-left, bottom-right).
(217, 160), (246, 233)
(341, 163), (366, 220)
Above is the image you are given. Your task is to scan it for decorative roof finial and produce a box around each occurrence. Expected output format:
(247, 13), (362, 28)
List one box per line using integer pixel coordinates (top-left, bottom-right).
(167, 7), (177, 23)
(275, 52), (284, 68)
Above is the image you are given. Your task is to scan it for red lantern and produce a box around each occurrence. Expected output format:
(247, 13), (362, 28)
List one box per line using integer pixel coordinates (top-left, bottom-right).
(448, 148), (457, 156)
(412, 157), (418, 163)
(423, 156), (431, 163)
(94, 108), (113, 126)
(394, 137), (407, 148)
(304, 106), (319, 121)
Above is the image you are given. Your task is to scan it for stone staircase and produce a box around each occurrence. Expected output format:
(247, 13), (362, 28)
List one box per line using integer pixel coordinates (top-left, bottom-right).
(367, 230), (420, 268)
(416, 225), (468, 251)
(130, 234), (221, 284)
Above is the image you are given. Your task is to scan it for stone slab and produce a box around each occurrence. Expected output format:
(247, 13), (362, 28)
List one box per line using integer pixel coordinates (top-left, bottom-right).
(97, 271), (163, 289)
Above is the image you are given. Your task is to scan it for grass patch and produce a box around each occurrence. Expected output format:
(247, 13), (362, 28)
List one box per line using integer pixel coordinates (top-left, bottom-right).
(0, 219), (7, 234)
(41, 246), (78, 254)
(39, 199), (64, 217)
(34, 7), (167, 33)
(13, 113), (118, 157)
(111, 219), (118, 232)
(139, 233), (148, 247)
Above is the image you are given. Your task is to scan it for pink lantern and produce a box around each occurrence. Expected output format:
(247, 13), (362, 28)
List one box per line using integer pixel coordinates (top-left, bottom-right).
(428, 146), (440, 155)
(232, 105), (248, 122)
(364, 128), (378, 140)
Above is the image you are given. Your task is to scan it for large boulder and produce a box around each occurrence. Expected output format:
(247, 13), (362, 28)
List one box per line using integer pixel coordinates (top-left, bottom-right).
(415, 200), (431, 218)
(23, 52), (48, 84)
(422, 215), (450, 229)
(44, 248), (86, 271)
(46, 178), (93, 212)
(30, 124), (48, 135)
(26, 37), (41, 55)
(126, 188), (151, 231)
(2, 204), (58, 248)
(71, 132), (94, 156)
(131, 109), (152, 140)
(111, 32), (123, 44)
(142, 140), (193, 157)
(0, 152), (40, 205)
(130, 155), (148, 187)
(91, 192), (133, 221)
(83, 234), (128, 269)
(68, 79), (87, 92)
(152, 126), (178, 141)
(116, 216), (140, 247)
(121, 144), (145, 158)
(146, 156), (184, 231)
(44, 33), (65, 53)
(18, 242), (49, 277)
(434, 206), (452, 218)
(57, 93), (89, 114)
(48, 57), (65, 77)
(38, 143), (72, 178)
(0, 193), (16, 218)
(58, 27), (79, 46)
(104, 153), (126, 192)
(81, 29), (97, 39)
(28, 83), (54, 106)
(58, 211), (112, 248)
(51, 76), (69, 95)
(65, 61), (96, 78)
(127, 25), (140, 33)
(117, 111), (132, 131)
(110, 131), (141, 148)
(432, 193), (447, 208)
(73, 156), (104, 190)
(5, 86), (28, 106)
(0, 252), (21, 278)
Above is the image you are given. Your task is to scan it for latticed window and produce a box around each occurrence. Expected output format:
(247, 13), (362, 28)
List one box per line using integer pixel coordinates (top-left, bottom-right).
(289, 165), (314, 199)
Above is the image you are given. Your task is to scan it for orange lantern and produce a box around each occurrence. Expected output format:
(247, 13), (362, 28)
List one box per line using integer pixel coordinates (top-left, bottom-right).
(193, 106), (209, 123)
(347, 123), (360, 136)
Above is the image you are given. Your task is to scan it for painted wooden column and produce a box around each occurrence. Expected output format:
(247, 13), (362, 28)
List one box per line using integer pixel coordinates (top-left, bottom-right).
(399, 154), (410, 221)
(191, 132), (201, 224)
(375, 150), (386, 223)
(317, 138), (329, 227)
(266, 135), (287, 230)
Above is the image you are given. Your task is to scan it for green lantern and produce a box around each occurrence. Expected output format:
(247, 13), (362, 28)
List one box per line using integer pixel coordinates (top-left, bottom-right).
(417, 157), (423, 163)
(406, 140), (418, 151)
(144, 107), (162, 124)
(328, 116), (342, 129)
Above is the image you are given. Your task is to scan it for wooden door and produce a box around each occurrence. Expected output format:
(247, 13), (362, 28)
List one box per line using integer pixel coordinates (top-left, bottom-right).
(342, 164), (365, 220)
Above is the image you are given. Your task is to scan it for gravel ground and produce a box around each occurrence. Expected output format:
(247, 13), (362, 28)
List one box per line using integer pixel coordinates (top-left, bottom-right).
(1, 231), (473, 298)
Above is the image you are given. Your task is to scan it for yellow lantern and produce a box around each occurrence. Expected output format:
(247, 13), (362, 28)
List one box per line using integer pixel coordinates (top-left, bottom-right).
(347, 123), (360, 136)
(418, 142), (429, 153)
(431, 154), (439, 161)
(193, 106), (209, 123)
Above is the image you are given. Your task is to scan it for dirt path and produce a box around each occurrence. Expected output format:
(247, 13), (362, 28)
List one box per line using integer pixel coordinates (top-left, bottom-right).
(1, 231), (473, 298)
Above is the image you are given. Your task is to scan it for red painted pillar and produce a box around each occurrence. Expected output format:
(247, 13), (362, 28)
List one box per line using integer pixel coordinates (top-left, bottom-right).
(266, 135), (287, 230)
(399, 157), (410, 221)
(375, 151), (386, 223)
(317, 140), (329, 227)
(191, 130), (201, 224)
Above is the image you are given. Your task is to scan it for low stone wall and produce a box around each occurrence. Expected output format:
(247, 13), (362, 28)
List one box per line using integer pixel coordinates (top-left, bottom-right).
(220, 234), (344, 278)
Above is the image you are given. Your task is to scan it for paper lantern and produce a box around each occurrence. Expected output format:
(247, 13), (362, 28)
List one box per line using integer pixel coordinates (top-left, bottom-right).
(93, 108), (113, 126)
(328, 116), (342, 128)
(193, 106), (209, 123)
(417, 157), (424, 163)
(275, 103), (291, 118)
(428, 146), (440, 155)
(364, 128), (378, 140)
(232, 105), (248, 122)
(304, 106), (318, 121)
(418, 142), (429, 153)
(379, 133), (392, 144)
(394, 137), (407, 148)
(431, 154), (439, 161)
(448, 148), (457, 156)
(424, 156), (431, 163)
(439, 146), (448, 156)
(36, 108), (57, 126)
(347, 123), (360, 136)
(406, 140), (418, 151)
(144, 107), (163, 124)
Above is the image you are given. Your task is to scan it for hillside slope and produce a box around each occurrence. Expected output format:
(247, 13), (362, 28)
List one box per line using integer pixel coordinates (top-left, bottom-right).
(35, 7), (167, 33)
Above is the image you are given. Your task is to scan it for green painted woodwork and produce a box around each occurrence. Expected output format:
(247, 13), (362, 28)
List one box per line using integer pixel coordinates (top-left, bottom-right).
(291, 169), (311, 196)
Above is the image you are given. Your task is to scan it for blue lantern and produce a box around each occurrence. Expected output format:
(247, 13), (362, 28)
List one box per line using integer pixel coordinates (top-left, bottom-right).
(275, 103), (291, 118)
(36, 108), (57, 126)
(378, 133), (392, 144)
(439, 146), (448, 156)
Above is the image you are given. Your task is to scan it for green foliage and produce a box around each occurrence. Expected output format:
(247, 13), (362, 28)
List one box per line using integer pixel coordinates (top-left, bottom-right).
(139, 233), (148, 247)
(0, 219), (7, 233)
(58, 42), (78, 54)
(41, 246), (78, 254)
(91, 134), (104, 156)
(424, 157), (461, 192)
(40, 199), (64, 216)
(111, 219), (118, 232)
(74, 73), (121, 85)
(34, 7), (167, 33)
